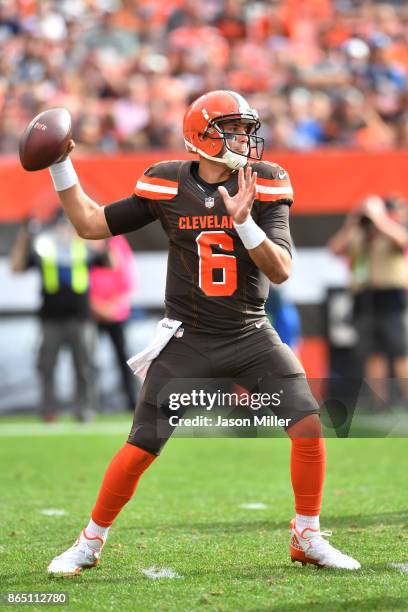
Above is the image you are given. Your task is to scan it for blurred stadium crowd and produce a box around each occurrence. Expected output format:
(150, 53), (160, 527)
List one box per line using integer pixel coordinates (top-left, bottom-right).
(1, 0), (408, 154)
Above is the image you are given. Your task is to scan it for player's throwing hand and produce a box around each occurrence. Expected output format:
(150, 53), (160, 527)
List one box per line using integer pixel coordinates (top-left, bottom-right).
(218, 165), (257, 224)
(56, 139), (76, 163)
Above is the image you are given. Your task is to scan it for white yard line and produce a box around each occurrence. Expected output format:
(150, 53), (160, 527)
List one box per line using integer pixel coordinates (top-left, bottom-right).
(389, 563), (408, 574)
(239, 502), (268, 510)
(39, 509), (67, 516)
(141, 567), (181, 579)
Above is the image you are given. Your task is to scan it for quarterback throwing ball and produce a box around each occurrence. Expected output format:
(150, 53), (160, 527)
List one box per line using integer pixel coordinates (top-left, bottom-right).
(36, 90), (360, 573)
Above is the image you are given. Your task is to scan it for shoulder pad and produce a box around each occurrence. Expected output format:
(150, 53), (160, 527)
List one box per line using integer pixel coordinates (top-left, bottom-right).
(145, 160), (184, 181)
(135, 160), (183, 200)
(252, 161), (293, 203)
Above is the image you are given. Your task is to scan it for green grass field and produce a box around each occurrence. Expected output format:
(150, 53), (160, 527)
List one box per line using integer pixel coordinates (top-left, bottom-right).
(0, 417), (407, 611)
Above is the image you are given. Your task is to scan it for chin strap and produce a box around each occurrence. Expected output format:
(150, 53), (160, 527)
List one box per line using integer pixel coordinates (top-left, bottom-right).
(222, 149), (248, 170)
(184, 139), (247, 170)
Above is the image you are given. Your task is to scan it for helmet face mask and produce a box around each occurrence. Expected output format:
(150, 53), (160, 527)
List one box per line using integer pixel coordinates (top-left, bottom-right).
(206, 118), (264, 164)
(183, 90), (265, 170)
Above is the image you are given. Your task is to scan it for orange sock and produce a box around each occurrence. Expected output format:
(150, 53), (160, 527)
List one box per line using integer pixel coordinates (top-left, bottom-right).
(290, 437), (326, 516)
(91, 442), (156, 527)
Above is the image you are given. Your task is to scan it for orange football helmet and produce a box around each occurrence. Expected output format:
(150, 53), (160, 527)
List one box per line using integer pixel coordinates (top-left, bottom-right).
(183, 90), (264, 170)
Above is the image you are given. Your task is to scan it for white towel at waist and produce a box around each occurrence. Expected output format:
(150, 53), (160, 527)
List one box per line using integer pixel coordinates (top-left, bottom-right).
(127, 318), (182, 379)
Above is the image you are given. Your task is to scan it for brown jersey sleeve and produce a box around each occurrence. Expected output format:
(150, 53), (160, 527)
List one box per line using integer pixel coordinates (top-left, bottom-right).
(258, 202), (292, 257)
(252, 161), (294, 205)
(252, 161), (294, 256)
(104, 194), (159, 236)
(104, 160), (182, 235)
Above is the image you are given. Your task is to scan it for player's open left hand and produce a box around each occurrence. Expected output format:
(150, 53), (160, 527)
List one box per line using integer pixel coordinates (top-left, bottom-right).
(218, 165), (257, 224)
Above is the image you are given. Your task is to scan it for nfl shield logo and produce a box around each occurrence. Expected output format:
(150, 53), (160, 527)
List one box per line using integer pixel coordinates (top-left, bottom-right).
(205, 197), (215, 209)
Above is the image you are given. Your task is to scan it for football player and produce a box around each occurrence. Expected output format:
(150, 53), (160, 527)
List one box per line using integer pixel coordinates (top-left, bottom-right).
(46, 90), (360, 573)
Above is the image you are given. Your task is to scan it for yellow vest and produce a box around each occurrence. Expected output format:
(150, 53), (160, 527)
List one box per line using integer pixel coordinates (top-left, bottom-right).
(35, 235), (89, 294)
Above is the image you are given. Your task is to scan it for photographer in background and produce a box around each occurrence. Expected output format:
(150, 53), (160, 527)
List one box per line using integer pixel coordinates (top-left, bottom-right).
(328, 194), (408, 409)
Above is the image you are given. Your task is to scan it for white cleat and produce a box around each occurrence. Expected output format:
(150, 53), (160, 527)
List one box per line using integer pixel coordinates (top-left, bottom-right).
(47, 529), (105, 575)
(289, 519), (361, 570)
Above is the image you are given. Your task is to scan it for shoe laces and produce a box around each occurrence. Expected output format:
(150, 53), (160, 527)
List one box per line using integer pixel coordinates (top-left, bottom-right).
(53, 542), (81, 562)
(316, 530), (332, 539)
(55, 537), (99, 563)
(307, 530), (351, 560)
(309, 531), (332, 548)
(297, 527), (332, 543)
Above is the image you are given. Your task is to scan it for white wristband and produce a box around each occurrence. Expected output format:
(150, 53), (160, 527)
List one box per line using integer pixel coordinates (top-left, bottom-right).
(49, 158), (78, 192)
(234, 215), (266, 250)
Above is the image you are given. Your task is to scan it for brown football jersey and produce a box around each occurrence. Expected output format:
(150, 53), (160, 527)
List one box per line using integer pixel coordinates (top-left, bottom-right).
(104, 160), (293, 332)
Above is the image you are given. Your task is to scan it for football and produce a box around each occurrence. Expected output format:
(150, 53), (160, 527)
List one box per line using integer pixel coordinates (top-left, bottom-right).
(19, 107), (72, 171)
